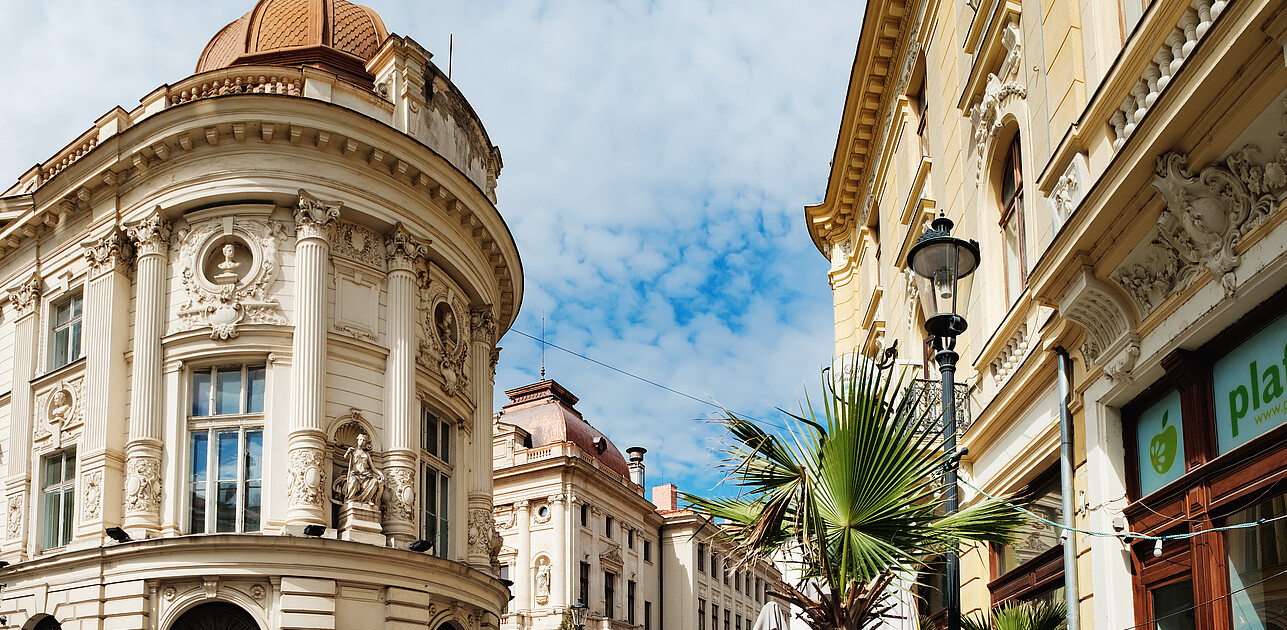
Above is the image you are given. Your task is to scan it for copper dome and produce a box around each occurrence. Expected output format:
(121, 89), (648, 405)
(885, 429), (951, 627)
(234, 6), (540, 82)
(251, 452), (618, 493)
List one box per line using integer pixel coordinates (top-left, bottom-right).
(500, 380), (632, 480)
(196, 0), (388, 83)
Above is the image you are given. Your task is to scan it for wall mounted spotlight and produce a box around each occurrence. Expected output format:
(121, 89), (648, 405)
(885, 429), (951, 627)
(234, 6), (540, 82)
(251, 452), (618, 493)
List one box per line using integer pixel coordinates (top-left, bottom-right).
(408, 539), (433, 553)
(302, 524), (326, 537)
(105, 527), (132, 543)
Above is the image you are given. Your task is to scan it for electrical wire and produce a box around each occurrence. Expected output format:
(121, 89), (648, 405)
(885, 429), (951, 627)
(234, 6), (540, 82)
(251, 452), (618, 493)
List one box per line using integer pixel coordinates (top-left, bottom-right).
(1116, 565), (1287, 630)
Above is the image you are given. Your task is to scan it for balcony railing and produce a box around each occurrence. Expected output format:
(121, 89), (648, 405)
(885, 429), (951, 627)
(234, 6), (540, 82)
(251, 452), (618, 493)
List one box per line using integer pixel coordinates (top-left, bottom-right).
(908, 378), (973, 437)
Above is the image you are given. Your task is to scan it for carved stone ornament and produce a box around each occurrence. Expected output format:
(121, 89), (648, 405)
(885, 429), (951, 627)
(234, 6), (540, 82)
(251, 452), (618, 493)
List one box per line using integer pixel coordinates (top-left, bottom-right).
(295, 189), (342, 241)
(1049, 154), (1087, 230)
(7, 496), (21, 539)
(34, 378), (85, 445)
(494, 504), (517, 530)
(83, 228), (134, 276)
(969, 18), (1027, 184)
(467, 507), (493, 559)
(470, 306), (497, 344)
(8, 272), (41, 318)
(534, 556), (552, 606)
(127, 213), (171, 260)
(419, 287), (471, 398)
(489, 524), (503, 576)
(83, 469), (104, 519)
(250, 584), (266, 601)
(531, 501), (551, 525)
(386, 222), (428, 271)
(382, 467), (415, 522)
(331, 220), (386, 269)
(600, 543), (623, 567)
(1059, 269), (1140, 381)
(286, 447), (326, 508)
(175, 217), (287, 339)
(124, 455), (163, 515)
(1112, 133), (1287, 314)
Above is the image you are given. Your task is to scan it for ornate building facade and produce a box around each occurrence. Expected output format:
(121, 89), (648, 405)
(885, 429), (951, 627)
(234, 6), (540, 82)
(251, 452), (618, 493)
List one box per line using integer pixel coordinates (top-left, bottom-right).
(491, 380), (780, 630)
(808, 0), (1287, 627)
(0, 1), (521, 628)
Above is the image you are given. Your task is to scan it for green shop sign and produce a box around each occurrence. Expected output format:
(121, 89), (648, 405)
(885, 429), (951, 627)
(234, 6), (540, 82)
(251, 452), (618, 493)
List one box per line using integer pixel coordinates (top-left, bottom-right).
(1137, 390), (1185, 496)
(1214, 311), (1287, 454)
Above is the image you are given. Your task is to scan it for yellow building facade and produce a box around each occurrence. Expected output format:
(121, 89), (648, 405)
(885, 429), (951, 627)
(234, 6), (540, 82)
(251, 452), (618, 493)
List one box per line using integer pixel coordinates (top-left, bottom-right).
(808, 0), (1287, 627)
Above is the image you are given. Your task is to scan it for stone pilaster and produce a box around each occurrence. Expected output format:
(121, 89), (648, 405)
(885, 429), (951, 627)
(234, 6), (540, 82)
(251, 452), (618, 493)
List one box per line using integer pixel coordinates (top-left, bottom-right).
(285, 190), (340, 527)
(383, 223), (427, 541)
(123, 214), (170, 536)
(549, 494), (567, 609)
(514, 500), (531, 612)
(466, 306), (498, 571)
(79, 227), (134, 540)
(4, 272), (40, 559)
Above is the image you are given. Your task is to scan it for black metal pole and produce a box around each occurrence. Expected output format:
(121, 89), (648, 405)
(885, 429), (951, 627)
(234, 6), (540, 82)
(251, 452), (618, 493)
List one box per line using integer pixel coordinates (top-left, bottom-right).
(937, 346), (960, 630)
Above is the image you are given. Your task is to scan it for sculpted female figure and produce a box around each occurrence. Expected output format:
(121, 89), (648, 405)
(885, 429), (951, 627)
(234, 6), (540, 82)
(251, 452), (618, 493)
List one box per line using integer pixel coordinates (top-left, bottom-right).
(343, 433), (385, 505)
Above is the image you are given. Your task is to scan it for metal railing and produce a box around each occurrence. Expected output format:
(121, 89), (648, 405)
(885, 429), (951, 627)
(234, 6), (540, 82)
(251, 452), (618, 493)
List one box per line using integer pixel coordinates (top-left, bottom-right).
(908, 378), (973, 437)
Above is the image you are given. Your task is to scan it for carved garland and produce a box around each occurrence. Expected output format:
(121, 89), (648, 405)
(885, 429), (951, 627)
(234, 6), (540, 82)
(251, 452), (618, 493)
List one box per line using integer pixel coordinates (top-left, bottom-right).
(419, 286), (471, 398)
(125, 456), (163, 515)
(175, 218), (287, 339)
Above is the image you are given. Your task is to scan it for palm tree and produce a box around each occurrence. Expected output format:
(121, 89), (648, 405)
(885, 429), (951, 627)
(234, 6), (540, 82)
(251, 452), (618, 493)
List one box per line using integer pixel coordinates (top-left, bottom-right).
(961, 600), (1066, 630)
(685, 356), (1026, 630)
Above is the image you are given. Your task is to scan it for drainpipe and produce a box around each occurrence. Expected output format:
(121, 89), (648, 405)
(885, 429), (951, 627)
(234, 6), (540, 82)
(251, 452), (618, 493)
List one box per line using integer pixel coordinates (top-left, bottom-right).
(1056, 347), (1081, 630)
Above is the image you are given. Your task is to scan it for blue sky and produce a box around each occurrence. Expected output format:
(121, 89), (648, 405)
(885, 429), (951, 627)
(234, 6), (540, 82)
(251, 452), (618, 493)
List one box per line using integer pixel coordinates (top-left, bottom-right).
(0, 0), (862, 497)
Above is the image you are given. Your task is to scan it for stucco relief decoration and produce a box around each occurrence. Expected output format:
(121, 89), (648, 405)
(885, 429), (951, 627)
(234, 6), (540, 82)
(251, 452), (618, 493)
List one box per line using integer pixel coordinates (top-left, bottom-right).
(534, 556), (551, 605)
(420, 289), (470, 398)
(286, 447), (326, 508)
(8, 272), (41, 318)
(295, 189), (342, 242)
(489, 525), (503, 576)
(382, 468), (415, 522)
(83, 469), (103, 519)
(494, 504), (516, 530)
(125, 456), (162, 515)
(1049, 156), (1086, 229)
(386, 222), (429, 271)
(83, 228), (134, 276)
(175, 217), (287, 339)
(600, 543), (623, 568)
(331, 221), (386, 269)
(1112, 133), (1287, 315)
(34, 378), (84, 445)
(6, 497), (21, 539)
(969, 18), (1027, 184)
(531, 501), (551, 525)
(467, 507), (493, 559)
(1060, 269), (1141, 381)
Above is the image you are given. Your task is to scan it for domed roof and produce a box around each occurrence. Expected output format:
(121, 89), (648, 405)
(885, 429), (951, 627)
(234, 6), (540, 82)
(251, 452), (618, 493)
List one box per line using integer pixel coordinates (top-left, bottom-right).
(196, 0), (388, 83)
(500, 380), (632, 480)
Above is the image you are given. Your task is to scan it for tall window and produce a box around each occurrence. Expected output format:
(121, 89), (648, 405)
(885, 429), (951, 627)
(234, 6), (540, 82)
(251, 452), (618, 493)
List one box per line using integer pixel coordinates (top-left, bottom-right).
(422, 408), (453, 558)
(605, 571), (616, 619)
(581, 503), (590, 527)
(580, 562), (591, 606)
(189, 365), (264, 534)
(605, 515), (614, 538)
(698, 543), (706, 572)
(712, 605), (719, 630)
(698, 599), (706, 630)
(644, 601), (651, 630)
(724, 609), (730, 630)
(41, 449), (76, 549)
(1000, 137), (1027, 304)
(644, 539), (652, 562)
(627, 528), (634, 549)
(49, 292), (83, 371)
(628, 579), (636, 624)
(736, 615), (742, 630)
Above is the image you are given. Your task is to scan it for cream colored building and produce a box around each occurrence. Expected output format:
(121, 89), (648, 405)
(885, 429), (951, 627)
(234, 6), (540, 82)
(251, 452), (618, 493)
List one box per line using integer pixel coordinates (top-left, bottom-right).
(0, 1), (521, 628)
(808, 0), (1287, 627)
(491, 380), (780, 630)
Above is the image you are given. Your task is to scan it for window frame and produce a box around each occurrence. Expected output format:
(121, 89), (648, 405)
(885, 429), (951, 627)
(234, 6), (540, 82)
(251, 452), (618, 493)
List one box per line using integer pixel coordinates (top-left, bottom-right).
(420, 406), (455, 558)
(186, 364), (266, 535)
(47, 290), (84, 372)
(41, 448), (76, 550)
(997, 135), (1028, 304)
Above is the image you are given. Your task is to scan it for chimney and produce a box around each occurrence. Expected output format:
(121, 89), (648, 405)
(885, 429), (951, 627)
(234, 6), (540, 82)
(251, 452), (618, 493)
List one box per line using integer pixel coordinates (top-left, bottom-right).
(651, 483), (678, 511)
(626, 447), (647, 486)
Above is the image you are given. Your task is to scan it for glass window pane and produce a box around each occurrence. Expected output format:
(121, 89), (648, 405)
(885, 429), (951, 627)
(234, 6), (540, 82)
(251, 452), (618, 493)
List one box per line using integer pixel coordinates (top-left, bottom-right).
(440, 420), (451, 462)
(61, 490), (73, 545)
(440, 474), (450, 555)
(215, 481), (237, 533)
(64, 452), (75, 479)
(70, 294), (82, 318)
(996, 476), (1061, 577)
(44, 454), (61, 486)
(1004, 216), (1022, 301)
(217, 430), (239, 481)
(245, 430), (263, 480)
(1151, 579), (1195, 630)
(424, 415), (438, 455)
(244, 480), (261, 532)
(215, 368), (241, 414)
(54, 299), (71, 326)
(53, 328), (69, 368)
(192, 371), (211, 417)
(246, 367), (265, 413)
(1227, 494), (1287, 629)
(42, 491), (59, 549)
(190, 432), (208, 534)
(69, 321), (81, 361)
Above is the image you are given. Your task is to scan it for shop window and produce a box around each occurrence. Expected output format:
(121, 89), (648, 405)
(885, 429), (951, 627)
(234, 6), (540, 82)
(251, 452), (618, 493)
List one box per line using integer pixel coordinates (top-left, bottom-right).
(1149, 579), (1195, 630)
(49, 291), (83, 371)
(421, 407), (454, 558)
(999, 136), (1027, 304)
(189, 365), (264, 534)
(996, 474), (1061, 577)
(41, 449), (76, 549)
(1226, 493), (1287, 627)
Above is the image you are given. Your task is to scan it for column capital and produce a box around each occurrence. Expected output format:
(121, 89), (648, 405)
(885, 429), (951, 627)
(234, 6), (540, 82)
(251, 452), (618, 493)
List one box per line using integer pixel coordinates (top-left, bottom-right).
(548, 493), (566, 506)
(515, 499), (530, 511)
(7, 271), (41, 319)
(386, 222), (428, 272)
(83, 227), (134, 277)
(126, 211), (172, 259)
(470, 306), (497, 344)
(295, 189), (342, 243)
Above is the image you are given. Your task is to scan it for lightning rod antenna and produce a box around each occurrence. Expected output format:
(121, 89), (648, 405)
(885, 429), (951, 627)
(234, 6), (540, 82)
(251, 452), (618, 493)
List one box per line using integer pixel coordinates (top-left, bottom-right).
(448, 34), (453, 80)
(540, 312), (546, 380)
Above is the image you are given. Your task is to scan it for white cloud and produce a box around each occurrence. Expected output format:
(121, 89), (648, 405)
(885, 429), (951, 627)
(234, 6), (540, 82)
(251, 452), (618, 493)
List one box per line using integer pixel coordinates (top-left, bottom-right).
(0, 0), (861, 499)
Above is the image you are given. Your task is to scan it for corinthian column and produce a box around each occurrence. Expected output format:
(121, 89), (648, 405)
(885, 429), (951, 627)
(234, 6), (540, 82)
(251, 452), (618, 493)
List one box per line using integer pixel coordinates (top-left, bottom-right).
(123, 214), (170, 536)
(466, 306), (498, 571)
(382, 223), (427, 540)
(4, 273), (41, 559)
(285, 190), (340, 527)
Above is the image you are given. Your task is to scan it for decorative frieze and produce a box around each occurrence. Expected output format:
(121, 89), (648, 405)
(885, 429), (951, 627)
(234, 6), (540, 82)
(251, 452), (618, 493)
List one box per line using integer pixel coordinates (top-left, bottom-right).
(331, 221), (385, 269)
(175, 217), (287, 339)
(1112, 128), (1287, 315)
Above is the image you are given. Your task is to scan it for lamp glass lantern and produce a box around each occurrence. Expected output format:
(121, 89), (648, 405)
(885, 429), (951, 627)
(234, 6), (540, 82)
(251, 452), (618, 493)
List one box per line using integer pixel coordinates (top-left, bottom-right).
(906, 214), (980, 340)
(570, 601), (589, 629)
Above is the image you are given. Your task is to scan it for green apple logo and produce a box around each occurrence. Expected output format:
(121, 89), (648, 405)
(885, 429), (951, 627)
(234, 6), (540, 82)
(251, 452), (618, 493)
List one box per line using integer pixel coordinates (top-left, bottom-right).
(1150, 410), (1178, 475)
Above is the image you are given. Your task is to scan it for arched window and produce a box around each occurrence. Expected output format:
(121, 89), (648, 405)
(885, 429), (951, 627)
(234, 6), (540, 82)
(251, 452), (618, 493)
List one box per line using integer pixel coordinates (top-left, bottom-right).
(32, 616), (63, 630)
(170, 602), (258, 630)
(999, 136), (1027, 304)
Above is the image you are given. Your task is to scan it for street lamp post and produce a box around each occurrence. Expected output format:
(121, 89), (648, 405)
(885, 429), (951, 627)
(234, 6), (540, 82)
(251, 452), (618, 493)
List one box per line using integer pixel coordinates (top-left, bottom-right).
(570, 600), (589, 630)
(907, 212), (979, 630)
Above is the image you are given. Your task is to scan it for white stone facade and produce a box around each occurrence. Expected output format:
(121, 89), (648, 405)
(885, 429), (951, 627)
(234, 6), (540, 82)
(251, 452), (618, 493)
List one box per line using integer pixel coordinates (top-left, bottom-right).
(0, 3), (521, 629)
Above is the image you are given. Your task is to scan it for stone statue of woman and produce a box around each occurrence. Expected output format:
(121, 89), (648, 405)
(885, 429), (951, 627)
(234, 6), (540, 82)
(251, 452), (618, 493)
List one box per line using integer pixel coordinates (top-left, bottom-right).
(343, 433), (385, 505)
